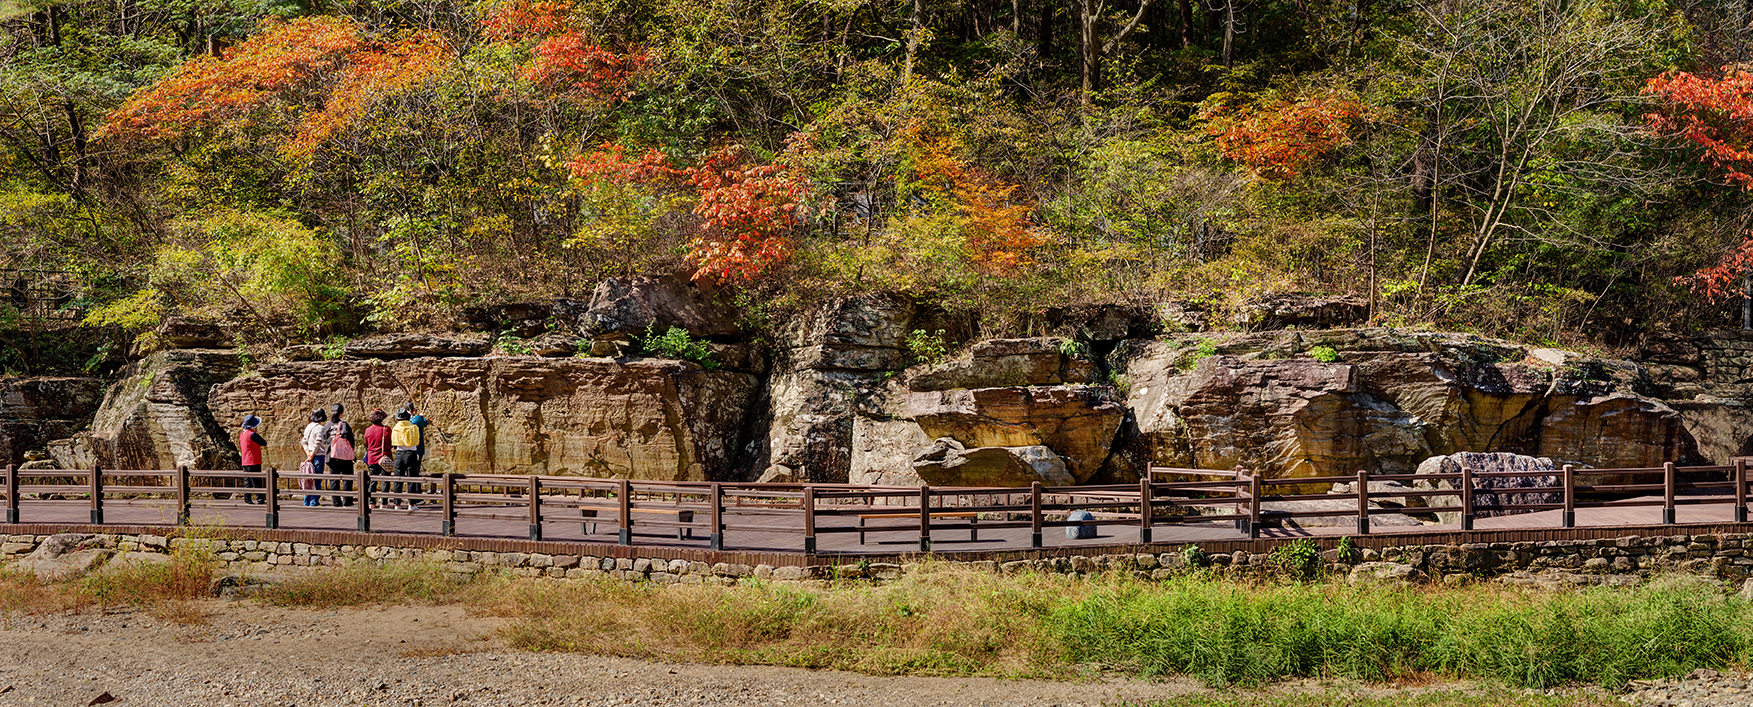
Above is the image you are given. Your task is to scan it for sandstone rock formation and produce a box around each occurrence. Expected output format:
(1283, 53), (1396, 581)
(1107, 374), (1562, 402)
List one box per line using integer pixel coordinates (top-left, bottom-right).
(1241, 292), (1369, 331)
(51, 349), (241, 471)
(207, 357), (758, 480)
(0, 376), (104, 466)
(908, 338), (1097, 391)
(583, 275), (740, 338)
(909, 437), (1074, 487)
(1118, 329), (1689, 479)
(343, 333), (491, 359)
(902, 385), (1125, 483)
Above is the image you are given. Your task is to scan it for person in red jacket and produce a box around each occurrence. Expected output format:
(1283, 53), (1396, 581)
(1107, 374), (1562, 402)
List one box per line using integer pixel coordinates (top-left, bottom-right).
(363, 408), (393, 509)
(239, 415), (267, 505)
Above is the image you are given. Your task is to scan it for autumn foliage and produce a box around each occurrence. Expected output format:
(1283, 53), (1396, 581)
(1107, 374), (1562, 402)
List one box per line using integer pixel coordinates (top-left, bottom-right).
(1202, 92), (1367, 180)
(1647, 67), (1753, 302)
(1646, 66), (1753, 190)
(569, 138), (812, 281)
(98, 16), (453, 158)
(907, 130), (1043, 273)
(481, 0), (651, 102)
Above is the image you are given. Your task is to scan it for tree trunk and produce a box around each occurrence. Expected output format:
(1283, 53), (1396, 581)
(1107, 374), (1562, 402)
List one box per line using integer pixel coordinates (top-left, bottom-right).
(1179, 0), (1193, 47)
(902, 0), (924, 84)
(1222, 0), (1235, 67)
(1080, 0), (1099, 106)
(1038, 0), (1054, 58)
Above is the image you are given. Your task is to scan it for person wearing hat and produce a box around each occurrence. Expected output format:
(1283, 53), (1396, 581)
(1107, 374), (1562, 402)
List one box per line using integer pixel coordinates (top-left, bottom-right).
(239, 415), (268, 505)
(390, 406), (423, 510)
(300, 408), (329, 506)
(325, 403), (357, 507)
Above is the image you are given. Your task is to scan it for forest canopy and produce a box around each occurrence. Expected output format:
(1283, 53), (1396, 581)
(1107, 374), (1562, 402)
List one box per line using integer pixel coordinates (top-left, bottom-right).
(5, 0), (1753, 347)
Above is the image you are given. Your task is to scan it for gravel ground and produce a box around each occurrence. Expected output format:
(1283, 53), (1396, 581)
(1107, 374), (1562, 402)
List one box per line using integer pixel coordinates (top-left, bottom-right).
(0, 601), (1220, 707)
(1624, 669), (1753, 707)
(0, 601), (1644, 707)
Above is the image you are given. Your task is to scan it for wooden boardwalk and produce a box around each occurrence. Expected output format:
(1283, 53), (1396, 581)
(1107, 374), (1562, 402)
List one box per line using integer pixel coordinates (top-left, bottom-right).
(0, 490), (1739, 557)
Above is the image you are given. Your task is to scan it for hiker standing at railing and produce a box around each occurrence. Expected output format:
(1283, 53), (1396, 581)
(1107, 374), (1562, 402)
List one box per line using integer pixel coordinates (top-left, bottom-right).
(325, 403), (357, 507)
(364, 408), (392, 509)
(391, 407), (422, 510)
(300, 408), (328, 506)
(240, 415), (267, 505)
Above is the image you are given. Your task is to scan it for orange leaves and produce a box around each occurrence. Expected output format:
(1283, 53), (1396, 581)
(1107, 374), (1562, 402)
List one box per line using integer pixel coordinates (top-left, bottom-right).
(567, 137), (813, 282)
(287, 33), (453, 158)
(906, 129), (1044, 273)
(98, 16), (453, 155)
(1645, 66), (1753, 190)
(1202, 92), (1367, 180)
(101, 16), (362, 142)
(524, 34), (652, 102)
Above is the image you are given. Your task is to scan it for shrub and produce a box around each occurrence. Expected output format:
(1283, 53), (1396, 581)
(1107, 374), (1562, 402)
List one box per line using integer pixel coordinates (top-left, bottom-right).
(1308, 345), (1340, 363)
(906, 329), (950, 365)
(639, 325), (717, 369)
(1057, 339), (1088, 358)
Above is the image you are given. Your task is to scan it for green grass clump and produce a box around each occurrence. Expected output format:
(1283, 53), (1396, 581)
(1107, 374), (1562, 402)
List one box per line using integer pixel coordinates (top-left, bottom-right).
(1121, 687), (1622, 707)
(1053, 575), (1749, 687)
(260, 560), (474, 608)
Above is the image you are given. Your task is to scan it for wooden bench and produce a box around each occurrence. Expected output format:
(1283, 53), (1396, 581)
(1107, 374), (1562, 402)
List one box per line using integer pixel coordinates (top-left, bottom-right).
(578, 506), (697, 539)
(858, 511), (978, 544)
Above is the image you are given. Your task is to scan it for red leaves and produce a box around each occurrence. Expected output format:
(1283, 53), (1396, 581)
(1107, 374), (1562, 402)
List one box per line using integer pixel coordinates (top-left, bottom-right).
(1202, 92), (1366, 180)
(524, 34), (652, 102)
(908, 129), (1043, 273)
(567, 137), (813, 282)
(482, 0), (573, 40)
(1647, 67), (1753, 301)
(287, 33), (453, 158)
(1646, 66), (1753, 190)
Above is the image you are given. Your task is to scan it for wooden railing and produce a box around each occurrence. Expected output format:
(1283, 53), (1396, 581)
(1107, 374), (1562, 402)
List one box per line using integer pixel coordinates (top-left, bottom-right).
(0, 460), (1744, 552)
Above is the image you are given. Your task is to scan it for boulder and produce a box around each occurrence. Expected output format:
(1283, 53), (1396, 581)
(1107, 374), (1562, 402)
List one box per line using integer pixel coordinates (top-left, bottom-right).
(13, 533), (109, 581)
(524, 333), (579, 358)
(342, 333), (491, 359)
(208, 357), (758, 481)
(1414, 452), (1562, 521)
(1241, 293), (1369, 331)
(903, 385), (1125, 483)
(0, 377), (104, 467)
(50, 349), (241, 471)
(1066, 509), (1097, 539)
(909, 438), (1074, 487)
(582, 275), (740, 339)
(849, 417), (930, 486)
(155, 316), (227, 349)
(1348, 562), (1425, 586)
(908, 338), (1097, 391)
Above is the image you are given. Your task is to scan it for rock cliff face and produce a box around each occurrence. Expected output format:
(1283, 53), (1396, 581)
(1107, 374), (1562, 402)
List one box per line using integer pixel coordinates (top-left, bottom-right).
(52, 349), (240, 471)
(1118, 329), (1689, 479)
(27, 285), (1753, 487)
(206, 357), (758, 480)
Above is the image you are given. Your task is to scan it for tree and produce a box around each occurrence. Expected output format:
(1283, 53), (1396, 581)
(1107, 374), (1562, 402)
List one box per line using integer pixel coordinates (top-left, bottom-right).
(1077, 0), (1155, 105)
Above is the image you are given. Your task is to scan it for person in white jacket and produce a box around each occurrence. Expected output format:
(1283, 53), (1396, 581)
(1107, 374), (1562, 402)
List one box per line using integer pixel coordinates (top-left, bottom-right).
(301, 408), (329, 506)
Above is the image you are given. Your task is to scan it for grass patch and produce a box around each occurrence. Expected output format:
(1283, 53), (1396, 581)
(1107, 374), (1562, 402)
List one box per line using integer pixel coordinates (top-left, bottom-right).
(1121, 687), (1622, 706)
(258, 560), (474, 609)
(0, 542), (220, 622)
(475, 565), (1753, 688)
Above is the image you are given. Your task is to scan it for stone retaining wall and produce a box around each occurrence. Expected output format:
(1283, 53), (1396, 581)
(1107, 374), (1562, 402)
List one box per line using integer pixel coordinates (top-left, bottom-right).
(6, 529), (1753, 588)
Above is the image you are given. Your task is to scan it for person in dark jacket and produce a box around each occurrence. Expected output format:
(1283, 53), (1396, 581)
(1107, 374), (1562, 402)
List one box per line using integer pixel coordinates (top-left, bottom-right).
(240, 415), (267, 504)
(325, 403), (357, 507)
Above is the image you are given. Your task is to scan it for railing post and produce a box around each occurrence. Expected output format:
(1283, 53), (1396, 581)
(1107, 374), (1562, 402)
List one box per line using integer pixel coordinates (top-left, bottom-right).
(1356, 470), (1370, 535)
(176, 464), (190, 525)
(528, 476), (542, 541)
(918, 485), (931, 553)
(709, 482), (723, 551)
(1663, 461), (1677, 525)
(1460, 465), (1474, 531)
(1737, 459), (1748, 524)
(5, 464), (16, 524)
(264, 466), (279, 529)
(802, 486), (816, 554)
(440, 474), (456, 536)
(1138, 477), (1153, 544)
(1030, 481), (1043, 548)
(357, 464), (371, 532)
(1562, 464), (1575, 528)
(1248, 474), (1262, 539)
(89, 463), (102, 525)
(617, 478), (632, 546)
